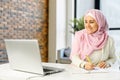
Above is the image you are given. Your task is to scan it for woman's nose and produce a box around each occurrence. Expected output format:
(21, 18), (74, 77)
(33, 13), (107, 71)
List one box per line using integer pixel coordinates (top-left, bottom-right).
(86, 23), (90, 28)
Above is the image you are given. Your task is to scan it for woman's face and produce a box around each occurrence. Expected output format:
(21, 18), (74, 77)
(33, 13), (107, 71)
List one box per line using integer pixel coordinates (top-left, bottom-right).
(84, 16), (98, 34)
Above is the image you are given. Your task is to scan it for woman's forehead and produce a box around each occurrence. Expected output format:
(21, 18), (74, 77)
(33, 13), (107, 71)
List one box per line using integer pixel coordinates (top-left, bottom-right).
(84, 16), (95, 20)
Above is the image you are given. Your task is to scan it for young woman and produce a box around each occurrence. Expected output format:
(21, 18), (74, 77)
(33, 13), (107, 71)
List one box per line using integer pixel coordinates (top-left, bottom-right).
(70, 9), (116, 70)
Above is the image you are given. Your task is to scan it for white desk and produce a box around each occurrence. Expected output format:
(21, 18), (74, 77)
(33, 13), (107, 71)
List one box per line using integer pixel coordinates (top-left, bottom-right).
(0, 63), (120, 80)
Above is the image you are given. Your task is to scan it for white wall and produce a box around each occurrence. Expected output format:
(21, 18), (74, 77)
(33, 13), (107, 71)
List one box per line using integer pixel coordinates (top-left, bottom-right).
(66, 0), (74, 48)
(56, 0), (66, 50)
(76, 0), (95, 18)
(100, 0), (120, 28)
(100, 0), (120, 55)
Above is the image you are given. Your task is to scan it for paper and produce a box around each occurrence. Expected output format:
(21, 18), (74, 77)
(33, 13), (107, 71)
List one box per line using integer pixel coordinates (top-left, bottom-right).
(87, 67), (109, 73)
(68, 64), (117, 74)
(71, 67), (110, 74)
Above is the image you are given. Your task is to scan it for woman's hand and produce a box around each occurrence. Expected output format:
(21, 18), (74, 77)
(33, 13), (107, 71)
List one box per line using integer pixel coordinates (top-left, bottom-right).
(84, 62), (95, 70)
(97, 61), (107, 68)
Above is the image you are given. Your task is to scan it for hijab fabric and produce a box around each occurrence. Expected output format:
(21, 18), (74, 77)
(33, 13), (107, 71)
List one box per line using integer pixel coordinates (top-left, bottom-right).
(71, 9), (108, 60)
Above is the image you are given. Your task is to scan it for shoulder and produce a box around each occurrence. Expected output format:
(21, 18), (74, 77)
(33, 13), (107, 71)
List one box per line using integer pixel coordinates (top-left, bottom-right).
(107, 36), (115, 46)
(108, 36), (114, 43)
(103, 36), (115, 50)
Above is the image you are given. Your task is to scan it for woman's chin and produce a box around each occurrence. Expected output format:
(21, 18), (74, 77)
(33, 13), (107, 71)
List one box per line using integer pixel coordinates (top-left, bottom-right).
(87, 31), (92, 34)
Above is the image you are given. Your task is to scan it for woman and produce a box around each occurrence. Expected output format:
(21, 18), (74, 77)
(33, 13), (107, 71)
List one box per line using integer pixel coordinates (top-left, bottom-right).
(70, 9), (116, 70)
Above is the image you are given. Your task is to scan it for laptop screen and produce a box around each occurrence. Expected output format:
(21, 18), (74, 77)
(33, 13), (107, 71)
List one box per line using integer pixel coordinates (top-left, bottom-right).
(5, 39), (45, 75)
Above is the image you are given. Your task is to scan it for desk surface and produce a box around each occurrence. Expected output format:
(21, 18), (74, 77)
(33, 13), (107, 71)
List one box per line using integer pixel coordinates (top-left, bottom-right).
(0, 63), (120, 80)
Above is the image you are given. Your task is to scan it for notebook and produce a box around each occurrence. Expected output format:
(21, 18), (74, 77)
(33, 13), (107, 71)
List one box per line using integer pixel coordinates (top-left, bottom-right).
(4, 39), (64, 75)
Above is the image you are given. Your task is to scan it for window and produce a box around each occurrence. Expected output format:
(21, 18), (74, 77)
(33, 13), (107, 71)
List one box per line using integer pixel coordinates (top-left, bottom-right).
(100, 0), (120, 54)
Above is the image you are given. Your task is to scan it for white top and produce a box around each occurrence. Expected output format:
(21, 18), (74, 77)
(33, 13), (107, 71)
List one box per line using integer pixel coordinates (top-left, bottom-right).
(71, 37), (116, 68)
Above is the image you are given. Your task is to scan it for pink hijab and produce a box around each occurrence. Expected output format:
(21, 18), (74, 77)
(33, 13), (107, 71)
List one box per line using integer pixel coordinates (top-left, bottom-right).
(70, 9), (108, 60)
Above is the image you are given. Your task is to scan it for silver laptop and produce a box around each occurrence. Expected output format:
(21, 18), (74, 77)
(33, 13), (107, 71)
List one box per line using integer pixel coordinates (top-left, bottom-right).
(4, 39), (64, 75)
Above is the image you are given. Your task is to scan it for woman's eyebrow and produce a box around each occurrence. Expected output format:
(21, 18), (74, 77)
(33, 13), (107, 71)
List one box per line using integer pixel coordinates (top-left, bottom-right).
(90, 19), (95, 21)
(90, 20), (95, 21)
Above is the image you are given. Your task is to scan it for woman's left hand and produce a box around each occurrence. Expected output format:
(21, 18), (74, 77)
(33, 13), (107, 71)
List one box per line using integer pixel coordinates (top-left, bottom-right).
(97, 61), (107, 68)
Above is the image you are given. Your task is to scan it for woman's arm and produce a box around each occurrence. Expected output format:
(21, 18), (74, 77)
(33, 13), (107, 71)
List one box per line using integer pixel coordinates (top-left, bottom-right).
(71, 55), (95, 70)
(105, 37), (116, 66)
(71, 54), (86, 68)
(70, 32), (87, 68)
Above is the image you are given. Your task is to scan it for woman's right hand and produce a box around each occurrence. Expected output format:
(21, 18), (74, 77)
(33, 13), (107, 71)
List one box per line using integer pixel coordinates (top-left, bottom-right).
(84, 62), (94, 70)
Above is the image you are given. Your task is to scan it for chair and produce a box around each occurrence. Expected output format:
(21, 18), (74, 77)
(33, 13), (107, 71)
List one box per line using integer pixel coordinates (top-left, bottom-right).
(0, 50), (8, 64)
(57, 47), (71, 64)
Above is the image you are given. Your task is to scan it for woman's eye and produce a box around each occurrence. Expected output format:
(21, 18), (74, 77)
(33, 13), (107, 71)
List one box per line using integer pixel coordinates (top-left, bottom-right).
(90, 21), (94, 23)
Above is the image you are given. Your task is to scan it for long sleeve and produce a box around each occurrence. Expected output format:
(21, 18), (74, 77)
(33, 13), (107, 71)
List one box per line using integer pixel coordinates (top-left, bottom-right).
(105, 37), (116, 66)
(70, 31), (86, 68)
(71, 54), (86, 68)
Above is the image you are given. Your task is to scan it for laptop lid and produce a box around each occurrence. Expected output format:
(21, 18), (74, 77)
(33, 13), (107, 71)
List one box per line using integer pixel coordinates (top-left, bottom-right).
(4, 39), (46, 75)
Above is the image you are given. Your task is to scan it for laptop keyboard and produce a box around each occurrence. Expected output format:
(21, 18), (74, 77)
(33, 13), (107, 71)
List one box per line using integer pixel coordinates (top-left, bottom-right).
(43, 66), (55, 72)
(43, 65), (64, 75)
(43, 68), (54, 72)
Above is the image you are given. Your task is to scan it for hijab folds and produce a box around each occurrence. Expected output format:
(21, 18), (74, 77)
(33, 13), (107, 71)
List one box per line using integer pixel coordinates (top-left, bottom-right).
(71, 9), (108, 60)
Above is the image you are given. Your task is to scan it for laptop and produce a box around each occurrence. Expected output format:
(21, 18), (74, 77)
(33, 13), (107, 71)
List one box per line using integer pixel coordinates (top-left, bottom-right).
(4, 39), (64, 75)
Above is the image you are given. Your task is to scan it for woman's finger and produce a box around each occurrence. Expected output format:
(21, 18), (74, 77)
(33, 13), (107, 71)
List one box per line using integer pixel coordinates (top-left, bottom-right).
(97, 62), (107, 68)
(85, 62), (94, 70)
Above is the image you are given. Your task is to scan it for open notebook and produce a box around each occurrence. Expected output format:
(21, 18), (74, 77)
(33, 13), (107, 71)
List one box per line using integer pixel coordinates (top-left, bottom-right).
(83, 67), (110, 74)
(5, 39), (64, 75)
(69, 65), (111, 74)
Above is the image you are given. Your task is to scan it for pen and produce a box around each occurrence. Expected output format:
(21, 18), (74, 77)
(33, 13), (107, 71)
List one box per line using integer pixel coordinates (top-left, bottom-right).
(86, 55), (92, 63)
(86, 55), (95, 71)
